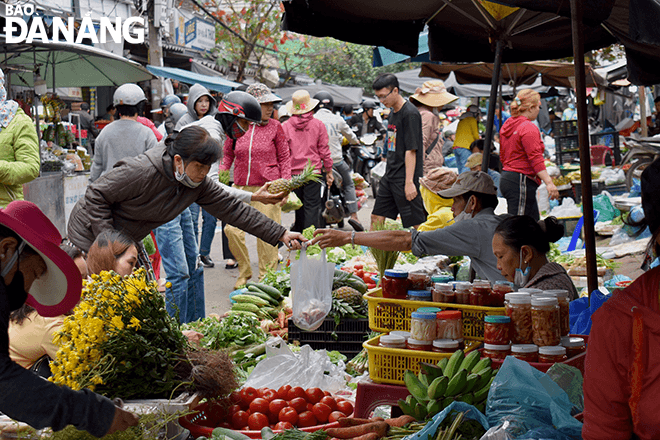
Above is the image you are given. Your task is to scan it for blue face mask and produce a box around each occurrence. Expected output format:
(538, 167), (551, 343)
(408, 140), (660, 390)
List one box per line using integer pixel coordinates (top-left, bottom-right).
(514, 249), (530, 288)
(174, 159), (202, 189)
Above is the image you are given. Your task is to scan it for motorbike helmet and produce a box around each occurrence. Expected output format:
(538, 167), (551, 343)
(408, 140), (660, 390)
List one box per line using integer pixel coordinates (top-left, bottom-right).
(113, 83), (147, 106)
(362, 99), (379, 110)
(313, 91), (334, 110)
(216, 91), (262, 140)
(169, 103), (188, 125)
(161, 94), (181, 108)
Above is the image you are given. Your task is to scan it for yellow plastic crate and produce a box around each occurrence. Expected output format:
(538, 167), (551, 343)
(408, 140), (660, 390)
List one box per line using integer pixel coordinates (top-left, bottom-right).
(365, 288), (505, 341)
(363, 335), (480, 385)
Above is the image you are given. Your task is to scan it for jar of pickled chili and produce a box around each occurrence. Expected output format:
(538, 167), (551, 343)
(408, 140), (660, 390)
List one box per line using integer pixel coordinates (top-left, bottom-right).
(484, 315), (511, 345)
(483, 343), (511, 360)
(491, 281), (514, 307)
(408, 272), (432, 290)
(379, 334), (406, 349)
(470, 280), (491, 306)
(432, 339), (460, 353)
(543, 290), (570, 336)
(531, 297), (561, 347)
(505, 293), (533, 344)
(407, 290), (432, 302)
(406, 338), (433, 351)
(454, 282), (472, 304)
(511, 344), (539, 362)
(382, 269), (409, 299)
(432, 283), (455, 303)
(436, 310), (463, 340)
(561, 336), (586, 358)
(538, 345), (567, 363)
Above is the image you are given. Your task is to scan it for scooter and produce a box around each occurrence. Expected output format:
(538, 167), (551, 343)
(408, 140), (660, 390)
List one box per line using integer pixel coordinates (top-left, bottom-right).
(321, 168), (350, 229)
(621, 137), (660, 190)
(351, 133), (383, 198)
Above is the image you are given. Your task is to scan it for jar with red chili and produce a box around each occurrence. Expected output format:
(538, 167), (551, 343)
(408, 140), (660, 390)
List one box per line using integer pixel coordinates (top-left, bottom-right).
(432, 283), (455, 303)
(408, 272), (432, 291)
(484, 315), (511, 345)
(470, 280), (491, 306)
(561, 336), (586, 358)
(491, 281), (514, 307)
(406, 338), (433, 351)
(483, 343), (511, 360)
(432, 339), (460, 353)
(538, 345), (567, 363)
(454, 282), (472, 304)
(511, 344), (539, 362)
(381, 269), (409, 299)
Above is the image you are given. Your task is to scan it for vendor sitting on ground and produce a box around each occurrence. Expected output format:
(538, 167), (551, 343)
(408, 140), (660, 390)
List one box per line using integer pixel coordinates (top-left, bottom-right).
(312, 171), (507, 283)
(491, 215), (577, 299)
(87, 230), (138, 277)
(417, 167), (457, 232)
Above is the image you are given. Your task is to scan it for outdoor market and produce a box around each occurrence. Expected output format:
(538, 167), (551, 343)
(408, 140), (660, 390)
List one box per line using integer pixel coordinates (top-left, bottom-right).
(1, 0), (660, 439)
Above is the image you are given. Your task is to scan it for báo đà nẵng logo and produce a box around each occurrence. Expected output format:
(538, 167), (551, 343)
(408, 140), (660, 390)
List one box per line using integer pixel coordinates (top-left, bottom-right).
(3, 4), (145, 44)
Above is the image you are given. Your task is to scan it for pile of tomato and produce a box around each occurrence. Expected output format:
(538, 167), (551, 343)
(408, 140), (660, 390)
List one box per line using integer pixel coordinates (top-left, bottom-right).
(226, 386), (354, 431)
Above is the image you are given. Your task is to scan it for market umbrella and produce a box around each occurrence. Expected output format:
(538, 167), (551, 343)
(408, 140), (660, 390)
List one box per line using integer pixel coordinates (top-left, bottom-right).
(273, 84), (363, 107)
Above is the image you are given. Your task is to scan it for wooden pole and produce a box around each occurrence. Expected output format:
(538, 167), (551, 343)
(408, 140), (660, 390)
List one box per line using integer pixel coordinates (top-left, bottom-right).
(482, 39), (504, 172)
(640, 86), (648, 137)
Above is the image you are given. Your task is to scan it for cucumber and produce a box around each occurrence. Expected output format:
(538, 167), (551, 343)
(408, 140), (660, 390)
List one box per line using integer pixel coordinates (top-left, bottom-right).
(232, 303), (260, 314)
(211, 427), (250, 440)
(231, 294), (269, 306)
(247, 281), (282, 300)
(245, 287), (279, 306)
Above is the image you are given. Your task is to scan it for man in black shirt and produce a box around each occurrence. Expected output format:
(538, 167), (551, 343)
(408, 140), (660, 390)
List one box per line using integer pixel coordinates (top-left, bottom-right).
(370, 74), (426, 229)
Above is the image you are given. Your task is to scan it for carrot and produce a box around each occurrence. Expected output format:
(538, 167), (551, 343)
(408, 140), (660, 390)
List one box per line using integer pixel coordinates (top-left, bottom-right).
(348, 433), (380, 440)
(325, 421), (389, 439)
(338, 417), (384, 427)
(385, 415), (416, 428)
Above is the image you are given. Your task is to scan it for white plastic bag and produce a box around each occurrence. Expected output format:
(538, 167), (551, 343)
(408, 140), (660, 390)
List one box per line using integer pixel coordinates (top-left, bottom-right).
(371, 161), (386, 180)
(290, 247), (334, 331)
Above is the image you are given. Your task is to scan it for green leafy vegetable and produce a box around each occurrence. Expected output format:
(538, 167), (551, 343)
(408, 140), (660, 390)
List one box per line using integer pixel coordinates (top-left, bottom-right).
(182, 314), (267, 351)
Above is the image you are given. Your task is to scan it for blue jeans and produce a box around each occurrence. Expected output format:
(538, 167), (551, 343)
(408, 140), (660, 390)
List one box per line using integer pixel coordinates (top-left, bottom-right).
(453, 147), (472, 174)
(189, 203), (218, 256)
(153, 208), (205, 323)
(487, 169), (502, 197)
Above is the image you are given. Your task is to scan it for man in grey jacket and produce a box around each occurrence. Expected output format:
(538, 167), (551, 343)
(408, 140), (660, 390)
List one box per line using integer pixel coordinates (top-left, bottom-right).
(311, 171), (508, 283)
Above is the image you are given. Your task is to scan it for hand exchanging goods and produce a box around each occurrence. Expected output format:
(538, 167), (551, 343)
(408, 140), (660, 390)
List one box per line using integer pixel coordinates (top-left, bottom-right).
(280, 231), (307, 250)
(311, 229), (351, 249)
(251, 182), (288, 205)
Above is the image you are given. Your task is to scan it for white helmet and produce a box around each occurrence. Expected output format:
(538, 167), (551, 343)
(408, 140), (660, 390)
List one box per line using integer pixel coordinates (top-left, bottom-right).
(169, 103), (188, 125)
(113, 84), (147, 106)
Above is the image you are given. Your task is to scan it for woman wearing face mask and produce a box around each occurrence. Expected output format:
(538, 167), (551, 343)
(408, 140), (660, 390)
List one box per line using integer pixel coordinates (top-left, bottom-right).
(491, 215), (577, 299)
(0, 201), (138, 437)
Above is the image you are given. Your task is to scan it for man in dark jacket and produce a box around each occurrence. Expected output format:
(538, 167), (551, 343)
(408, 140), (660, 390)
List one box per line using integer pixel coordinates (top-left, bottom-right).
(72, 102), (99, 154)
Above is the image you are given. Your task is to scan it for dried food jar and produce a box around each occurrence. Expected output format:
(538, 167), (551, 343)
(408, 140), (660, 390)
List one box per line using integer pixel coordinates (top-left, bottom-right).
(406, 338), (433, 351)
(432, 339), (460, 353)
(505, 293), (533, 344)
(491, 281), (514, 307)
(390, 330), (412, 342)
(408, 290), (432, 302)
(436, 310), (463, 340)
(408, 272), (432, 291)
(483, 343), (511, 360)
(382, 269), (409, 299)
(470, 280), (492, 306)
(538, 345), (567, 363)
(432, 283), (455, 303)
(531, 297), (561, 347)
(379, 334), (406, 349)
(410, 311), (437, 342)
(511, 344), (539, 362)
(561, 336), (586, 358)
(455, 282), (472, 305)
(543, 290), (571, 336)
(484, 315), (511, 345)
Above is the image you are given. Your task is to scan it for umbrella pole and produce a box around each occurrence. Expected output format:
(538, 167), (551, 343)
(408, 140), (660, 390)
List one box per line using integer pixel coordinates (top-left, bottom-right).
(482, 39), (504, 172)
(570, 0), (598, 297)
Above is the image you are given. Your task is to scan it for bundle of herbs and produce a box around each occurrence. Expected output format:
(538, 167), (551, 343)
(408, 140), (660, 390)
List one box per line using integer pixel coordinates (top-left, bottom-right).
(368, 221), (402, 282)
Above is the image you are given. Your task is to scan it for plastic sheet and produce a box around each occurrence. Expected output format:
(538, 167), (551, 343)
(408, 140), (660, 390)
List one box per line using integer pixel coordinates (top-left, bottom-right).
(592, 193), (620, 222)
(569, 289), (611, 335)
(405, 402), (489, 440)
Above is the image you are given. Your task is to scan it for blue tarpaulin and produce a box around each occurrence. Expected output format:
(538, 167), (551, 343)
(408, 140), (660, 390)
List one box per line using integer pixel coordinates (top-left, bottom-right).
(146, 65), (242, 94)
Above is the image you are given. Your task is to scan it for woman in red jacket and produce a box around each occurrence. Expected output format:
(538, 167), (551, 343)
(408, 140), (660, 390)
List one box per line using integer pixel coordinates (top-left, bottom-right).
(499, 89), (558, 220)
(582, 158), (660, 439)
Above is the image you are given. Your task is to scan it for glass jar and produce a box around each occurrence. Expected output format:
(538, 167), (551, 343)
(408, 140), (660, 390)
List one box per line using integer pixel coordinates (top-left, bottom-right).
(511, 344), (539, 362)
(416, 307), (441, 314)
(470, 280), (491, 306)
(543, 290), (570, 336)
(484, 315), (511, 345)
(518, 288), (543, 295)
(406, 338), (433, 351)
(379, 334), (406, 349)
(491, 281), (514, 307)
(432, 339), (460, 353)
(407, 290), (432, 302)
(483, 343), (511, 360)
(431, 275), (453, 284)
(390, 331), (412, 342)
(66, 149), (84, 171)
(432, 283), (455, 303)
(505, 293), (533, 344)
(531, 297), (561, 347)
(410, 311), (437, 342)
(538, 346), (567, 363)
(436, 310), (463, 340)
(408, 272), (432, 291)
(454, 282), (472, 305)
(382, 269), (409, 299)
(561, 336), (586, 358)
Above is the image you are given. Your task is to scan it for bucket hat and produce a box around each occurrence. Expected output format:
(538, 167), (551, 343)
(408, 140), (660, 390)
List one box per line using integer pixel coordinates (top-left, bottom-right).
(437, 170), (496, 198)
(246, 83), (282, 104)
(410, 80), (458, 108)
(420, 167), (458, 194)
(285, 90), (319, 115)
(0, 201), (81, 317)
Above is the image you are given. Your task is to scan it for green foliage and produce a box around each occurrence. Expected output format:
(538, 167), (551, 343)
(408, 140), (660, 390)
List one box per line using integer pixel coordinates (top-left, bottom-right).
(299, 226), (365, 263)
(182, 314), (267, 350)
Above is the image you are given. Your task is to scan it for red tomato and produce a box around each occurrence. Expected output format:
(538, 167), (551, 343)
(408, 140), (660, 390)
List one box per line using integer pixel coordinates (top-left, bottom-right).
(219, 422), (232, 429)
(320, 396), (337, 411)
(268, 412), (279, 425)
(336, 400), (354, 416)
(240, 387), (259, 407)
(312, 402), (332, 423)
(269, 399), (288, 417)
(230, 391), (242, 405)
(276, 385), (292, 400)
(278, 407), (298, 426)
(297, 411), (317, 428)
(232, 411), (249, 430)
(247, 412), (269, 431)
(287, 386), (306, 401)
(323, 391), (331, 397)
(228, 404), (242, 416)
(356, 269), (364, 278)
(306, 403), (314, 412)
(328, 411), (344, 423)
(354, 264), (363, 270)
(305, 388), (324, 404)
(289, 397), (308, 413)
(249, 398), (270, 415)
(274, 421), (294, 431)
(261, 389), (278, 402)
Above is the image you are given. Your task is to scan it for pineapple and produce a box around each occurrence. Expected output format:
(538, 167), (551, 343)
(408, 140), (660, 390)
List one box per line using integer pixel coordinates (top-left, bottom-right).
(218, 169), (230, 185)
(268, 160), (322, 194)
(332, 286), (363, 307)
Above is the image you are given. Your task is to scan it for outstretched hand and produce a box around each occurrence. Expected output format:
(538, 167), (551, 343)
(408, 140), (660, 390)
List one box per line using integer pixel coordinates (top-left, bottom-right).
(252, 182), (288, 205)
(310, 229), (350, 249)
(106, 407), (139, 436)
(280, 231), (307, 250)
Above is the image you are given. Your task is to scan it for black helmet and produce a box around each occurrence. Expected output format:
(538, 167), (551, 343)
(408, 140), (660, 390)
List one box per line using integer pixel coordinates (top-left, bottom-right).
(216, 91), (262, 140)
(362, 99), (378, 110)
(313, 91), (334, 110)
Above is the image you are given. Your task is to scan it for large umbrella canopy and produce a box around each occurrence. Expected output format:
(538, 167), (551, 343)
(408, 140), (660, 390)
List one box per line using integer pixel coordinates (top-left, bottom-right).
(0, 39), (154, 87)
(146, 65), (241, 94)
(273, 84), (363, 107)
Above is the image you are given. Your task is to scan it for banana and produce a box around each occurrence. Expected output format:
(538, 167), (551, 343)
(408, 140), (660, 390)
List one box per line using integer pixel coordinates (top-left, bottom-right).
(426, 399), (442, 417)
(397, 398), (415, 417)
(414, 402), (428, 421)
(437, 357), (449, 375)
(474, 367), (494, 390)
(444, 350), (465, 379)
(418, 370), (429, 388)
(473, 377), (494, 403)
(457, 393), (474, 405)
(420, 362), (443, 382)
(459, 350), (481, 374)
(441, 396), (454, 409)
(404, 370), (429, 402)
(445, 369), (469, 396)
(427, 375), (449, 400)
(471, 357), (492, 374)
(464, 373), (480, 394)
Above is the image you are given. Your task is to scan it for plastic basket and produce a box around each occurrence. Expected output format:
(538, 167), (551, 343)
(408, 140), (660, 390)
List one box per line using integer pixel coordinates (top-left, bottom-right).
(363, 335), (480, 385)
(365, 289), (505, 341)
(287, 318), (369, 358)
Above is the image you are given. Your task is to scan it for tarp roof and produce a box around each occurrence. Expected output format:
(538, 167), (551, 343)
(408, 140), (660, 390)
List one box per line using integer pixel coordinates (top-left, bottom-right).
(272, 84), (363, 107)
(146, 65), (242, 94)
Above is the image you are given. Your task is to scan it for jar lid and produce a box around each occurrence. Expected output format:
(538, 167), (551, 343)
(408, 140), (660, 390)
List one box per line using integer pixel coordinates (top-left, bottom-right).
(437, 310), (462, 320)
(531, 296), (558, 306)
(495, 280), (514, 287)
(411, 311), (438, 320)
(484, 343), (511, 350)
(506, 293), (532, 304)
(538, 345), (566, 356)
(511, 344), (539, 353)
(473, 279), (491, 286)
(484, 315), (511, 324)
(417, 307), (442, 313)
(407, 338), (433, 346)
(433, 339), (460, 349)
(384, 269), (408, 278)
(408, 290), (432, 297)
(390, 331), (411, 340)
(380, 334), (405, 345)
(432, 275), (453, 283)
(561, 336), (585, 347)
(518, 288), (543, 295)
(454, 282), (472, 291)
(543, 289), (569, 298)
(434, 282), (454, 290)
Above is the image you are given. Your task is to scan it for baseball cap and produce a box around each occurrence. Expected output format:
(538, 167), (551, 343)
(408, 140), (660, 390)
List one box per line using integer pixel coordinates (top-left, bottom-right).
(466, 153), (483, 170)
(437, 170), (497, 198)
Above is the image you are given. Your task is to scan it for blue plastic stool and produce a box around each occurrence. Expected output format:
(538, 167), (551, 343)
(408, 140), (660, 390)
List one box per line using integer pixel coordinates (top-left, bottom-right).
(565, 210), (599, 252)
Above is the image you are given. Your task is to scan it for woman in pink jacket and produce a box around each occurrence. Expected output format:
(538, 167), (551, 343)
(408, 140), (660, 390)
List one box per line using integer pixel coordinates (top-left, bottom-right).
(221, 83), (292, 288)
(281, 90), (333, 232)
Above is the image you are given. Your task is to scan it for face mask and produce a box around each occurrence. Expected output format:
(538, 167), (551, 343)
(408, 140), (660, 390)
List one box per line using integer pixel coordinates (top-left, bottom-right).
(453, 196), (474, 223)
(228, 119), (248, 140)
(1, 241), (29, 311)
(174, 160), (202, 189)
(514, 249), (531, 288)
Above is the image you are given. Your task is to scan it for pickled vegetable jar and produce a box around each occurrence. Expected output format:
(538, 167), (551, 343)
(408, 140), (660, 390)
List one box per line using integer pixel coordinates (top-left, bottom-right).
(382, 269), (409, 299)
(538, 345), (567, 363)
(389, 330), (411, 342)
(484, 315), (511, 345)
(511, 344), (539, 362)
(543, 290), (570, 336)
(406, 338), (433, 351)
(407, 290), (432, 302)
(505, 293), (533, 344)
(432, 283), (454, 303)
(470, 280), (491, 306)
(436, 310), (463, 340)
(410, 311), (437, 342)
(483, 343), (511, 360)
(531, 297), (561, 347)
(432, 339), (460, 353)
(491, 281), (514, 307)
(561, 336), (586, 358)
(455, 282), (472, 305)
(408, 272), (432, 291)
(379, 334), (406, 349)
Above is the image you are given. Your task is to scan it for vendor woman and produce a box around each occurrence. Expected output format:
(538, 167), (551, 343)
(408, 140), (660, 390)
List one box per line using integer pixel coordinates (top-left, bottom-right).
(0, 200), (138, 436)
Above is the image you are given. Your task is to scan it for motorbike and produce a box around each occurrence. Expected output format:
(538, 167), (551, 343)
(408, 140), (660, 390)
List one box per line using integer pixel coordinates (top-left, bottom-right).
(321, 168), (351, 229)
(621, 136), (660, 190)
(351, 132), (383, 198)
